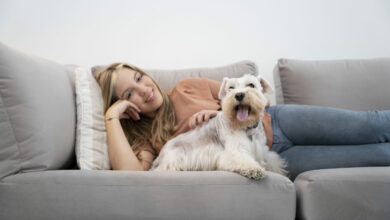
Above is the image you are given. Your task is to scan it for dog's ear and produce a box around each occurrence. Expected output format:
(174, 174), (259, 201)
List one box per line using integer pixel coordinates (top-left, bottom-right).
(218, 77), (229, 100)
(257, 76), (274, 94)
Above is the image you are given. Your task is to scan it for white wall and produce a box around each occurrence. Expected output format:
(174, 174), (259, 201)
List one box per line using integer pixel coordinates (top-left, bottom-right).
(1, 0), (390, 102)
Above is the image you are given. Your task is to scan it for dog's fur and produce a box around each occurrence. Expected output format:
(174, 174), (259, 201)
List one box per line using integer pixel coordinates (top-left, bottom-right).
(150, 74), (287, 179)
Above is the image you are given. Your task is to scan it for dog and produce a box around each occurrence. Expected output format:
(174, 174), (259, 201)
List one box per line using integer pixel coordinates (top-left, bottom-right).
(150, 74), (287, 179)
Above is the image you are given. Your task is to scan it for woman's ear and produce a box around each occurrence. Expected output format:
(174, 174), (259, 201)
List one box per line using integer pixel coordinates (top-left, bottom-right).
(218, 77), (229, 100)
(257, 76), (274, 95)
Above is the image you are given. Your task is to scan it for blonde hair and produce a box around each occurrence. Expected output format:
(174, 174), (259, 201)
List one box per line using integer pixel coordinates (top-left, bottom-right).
(94, 63), (176, 152)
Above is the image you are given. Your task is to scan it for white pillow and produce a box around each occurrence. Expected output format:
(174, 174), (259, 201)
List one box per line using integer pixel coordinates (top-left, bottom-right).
(74, 67), (111, 170)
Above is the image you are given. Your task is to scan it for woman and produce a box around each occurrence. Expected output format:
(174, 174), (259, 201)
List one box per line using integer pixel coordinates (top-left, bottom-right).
(94, 63), (390, 178)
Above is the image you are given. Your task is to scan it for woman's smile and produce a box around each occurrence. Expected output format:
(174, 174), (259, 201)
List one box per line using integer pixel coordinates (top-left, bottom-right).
(146, 89), (155, 103)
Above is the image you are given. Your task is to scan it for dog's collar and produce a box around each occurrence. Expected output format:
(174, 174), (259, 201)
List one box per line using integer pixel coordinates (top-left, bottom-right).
(246, 122), (260, 142)
(247, 122), (259, 130)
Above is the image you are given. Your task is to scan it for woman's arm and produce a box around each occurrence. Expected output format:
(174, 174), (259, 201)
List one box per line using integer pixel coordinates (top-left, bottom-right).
(137, 150), (155, 170)
(105, 117), (145, 170)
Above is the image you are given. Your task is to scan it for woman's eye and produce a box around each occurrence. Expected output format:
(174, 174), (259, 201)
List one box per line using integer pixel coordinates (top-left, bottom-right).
(127, 92), (132, 99)
(247, 83), (255, 88)
(229, 86), (235, 90)
(137, 75), (142, 82)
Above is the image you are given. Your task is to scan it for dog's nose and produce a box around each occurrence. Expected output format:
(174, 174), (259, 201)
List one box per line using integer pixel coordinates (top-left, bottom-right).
(235, 93), (245, 101)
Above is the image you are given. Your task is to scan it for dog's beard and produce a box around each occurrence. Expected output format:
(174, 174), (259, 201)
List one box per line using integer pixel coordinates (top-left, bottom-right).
(221, 92), (266, 130)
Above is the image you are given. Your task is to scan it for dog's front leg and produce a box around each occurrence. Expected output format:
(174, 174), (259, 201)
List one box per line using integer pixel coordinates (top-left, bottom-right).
(217, 135), (266, 179)
(251, 129), (288, 176)
(217, 150), (266, 180)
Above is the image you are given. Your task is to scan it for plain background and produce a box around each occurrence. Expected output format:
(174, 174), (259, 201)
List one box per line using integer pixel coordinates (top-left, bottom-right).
(1, 0), (389, 103)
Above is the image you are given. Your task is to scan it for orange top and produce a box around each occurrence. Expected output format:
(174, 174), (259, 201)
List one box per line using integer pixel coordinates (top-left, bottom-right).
(168, 78), (222, 138)
(137, 78), (273, 157)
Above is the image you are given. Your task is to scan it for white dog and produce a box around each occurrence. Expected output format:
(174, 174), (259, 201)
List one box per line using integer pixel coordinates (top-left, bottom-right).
(150, 74), (287, 179)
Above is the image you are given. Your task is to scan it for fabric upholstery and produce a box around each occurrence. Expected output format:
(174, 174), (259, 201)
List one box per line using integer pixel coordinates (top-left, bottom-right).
(295, 167), (390, 220)
(74, 67), (110, 170)
(0, 170), (296, 220)
(0, 42), (76, 179)
(273, 58), (390, 111)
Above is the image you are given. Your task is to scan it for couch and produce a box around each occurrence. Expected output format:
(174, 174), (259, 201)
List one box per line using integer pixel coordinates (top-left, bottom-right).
(0, 42), (295, 220)
(0, 41), (389, 220)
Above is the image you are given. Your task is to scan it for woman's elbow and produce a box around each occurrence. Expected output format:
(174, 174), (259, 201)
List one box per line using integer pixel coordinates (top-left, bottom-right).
(115, 166), (144, 171)
(111, 162), (145, 171)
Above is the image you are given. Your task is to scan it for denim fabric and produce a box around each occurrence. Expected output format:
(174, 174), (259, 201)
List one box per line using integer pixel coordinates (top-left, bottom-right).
(265, 104), (390, 180)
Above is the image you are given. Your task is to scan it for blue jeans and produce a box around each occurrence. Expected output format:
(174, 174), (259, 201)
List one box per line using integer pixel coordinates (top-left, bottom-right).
(265, 104), (390, 180)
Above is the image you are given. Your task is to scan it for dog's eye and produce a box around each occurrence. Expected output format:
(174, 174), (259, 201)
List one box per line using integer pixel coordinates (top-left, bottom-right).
(247, 83), (255, 88)
(229, 86), (235, 90)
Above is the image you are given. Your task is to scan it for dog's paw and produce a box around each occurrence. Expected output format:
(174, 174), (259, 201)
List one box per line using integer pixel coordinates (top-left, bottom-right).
(238, 166), (267, 180)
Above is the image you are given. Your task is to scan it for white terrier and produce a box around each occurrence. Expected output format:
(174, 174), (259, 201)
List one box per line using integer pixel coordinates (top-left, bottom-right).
(150, 74), (287, 179)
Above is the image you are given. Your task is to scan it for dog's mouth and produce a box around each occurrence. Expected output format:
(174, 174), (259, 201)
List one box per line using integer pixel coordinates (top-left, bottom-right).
(235, 104), (251, 122)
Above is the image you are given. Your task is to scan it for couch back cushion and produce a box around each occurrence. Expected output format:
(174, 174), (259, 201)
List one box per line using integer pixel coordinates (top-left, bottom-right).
(273, 58), (390, 111)
(91, 60), (258, 91)
(0, 42), (76, 179)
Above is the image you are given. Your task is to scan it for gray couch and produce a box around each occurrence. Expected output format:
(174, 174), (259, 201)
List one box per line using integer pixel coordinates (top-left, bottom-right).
(0, 41), (389, 220)
(0, 42), (295, 220)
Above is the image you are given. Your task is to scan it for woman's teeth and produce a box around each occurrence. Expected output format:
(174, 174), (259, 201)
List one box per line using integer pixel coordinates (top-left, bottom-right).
(146, 91), (153, 102)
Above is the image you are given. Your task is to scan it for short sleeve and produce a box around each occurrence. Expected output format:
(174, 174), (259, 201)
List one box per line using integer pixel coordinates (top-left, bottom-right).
(206, 79), (222, 101)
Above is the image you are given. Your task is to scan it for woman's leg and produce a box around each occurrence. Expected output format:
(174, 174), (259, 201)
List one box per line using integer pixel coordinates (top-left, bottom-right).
(265, 104), (390, 180)
(266, 104), (390, 153)
(281, 143), (390, 180)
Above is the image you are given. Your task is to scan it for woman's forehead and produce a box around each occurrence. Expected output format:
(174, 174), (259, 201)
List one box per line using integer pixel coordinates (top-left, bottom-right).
(117, 68), (138, 77)
(114, 68), (138, 98)
(116, 68), (140, 84)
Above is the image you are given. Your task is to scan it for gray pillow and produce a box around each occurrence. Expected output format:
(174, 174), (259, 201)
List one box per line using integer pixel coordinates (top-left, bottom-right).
(0, 42), (76, 179)
(91, 60), (258, 91)
(273, 58), (390, 111)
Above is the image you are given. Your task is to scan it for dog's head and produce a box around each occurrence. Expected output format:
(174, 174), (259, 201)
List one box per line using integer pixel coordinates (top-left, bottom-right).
(218, 74), (273, 130)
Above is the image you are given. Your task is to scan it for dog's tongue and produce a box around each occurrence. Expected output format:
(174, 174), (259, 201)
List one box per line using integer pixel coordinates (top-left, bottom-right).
(236, 106), (249, 121)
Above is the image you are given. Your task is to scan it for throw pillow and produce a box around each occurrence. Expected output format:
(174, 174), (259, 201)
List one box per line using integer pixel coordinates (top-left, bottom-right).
(75, 67), (111, 170)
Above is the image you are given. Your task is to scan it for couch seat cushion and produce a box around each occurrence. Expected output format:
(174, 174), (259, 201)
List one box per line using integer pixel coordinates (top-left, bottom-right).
(0, 170), (295, 220)
(295, 167), (390, 220)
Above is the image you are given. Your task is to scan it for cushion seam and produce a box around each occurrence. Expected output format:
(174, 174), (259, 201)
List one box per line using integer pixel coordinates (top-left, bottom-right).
(0, 89), (22, 176)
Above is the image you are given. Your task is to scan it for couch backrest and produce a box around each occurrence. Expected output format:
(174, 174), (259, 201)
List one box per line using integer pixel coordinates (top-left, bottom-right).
(0, 42), (77, 179)
(273, 58), (390, 111)
(91, 60), (258, 91)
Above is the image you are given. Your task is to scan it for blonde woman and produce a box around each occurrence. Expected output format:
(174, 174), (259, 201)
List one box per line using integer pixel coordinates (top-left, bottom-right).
(94, 63), (390, 180)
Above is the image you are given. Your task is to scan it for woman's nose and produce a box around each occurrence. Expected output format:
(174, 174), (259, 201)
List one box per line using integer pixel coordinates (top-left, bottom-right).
(136, 84), (147, 97)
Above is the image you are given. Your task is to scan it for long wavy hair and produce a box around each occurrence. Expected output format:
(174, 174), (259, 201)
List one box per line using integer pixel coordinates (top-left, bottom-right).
(94, 63), (176, 152)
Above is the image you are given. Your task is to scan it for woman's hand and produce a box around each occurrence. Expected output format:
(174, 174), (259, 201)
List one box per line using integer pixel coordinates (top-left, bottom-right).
(105, 99), (141, 121)
(188, 110), (219, 130)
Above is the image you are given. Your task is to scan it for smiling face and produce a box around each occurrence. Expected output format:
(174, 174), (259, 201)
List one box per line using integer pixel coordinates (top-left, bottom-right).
(113, 68), (163, 118)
